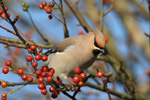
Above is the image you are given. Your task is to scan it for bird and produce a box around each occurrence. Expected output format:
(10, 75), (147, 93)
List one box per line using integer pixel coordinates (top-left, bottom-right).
(45, 28), (106, 80)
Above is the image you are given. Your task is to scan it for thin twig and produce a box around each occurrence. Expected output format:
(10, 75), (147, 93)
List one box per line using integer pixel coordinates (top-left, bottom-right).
(0, 0), (27, 45)
(51, 13), (64, 23)
(60, 0), (69, 38)
(0, 36), (53, 49)
(100, 0), (103, 31)
(7, 47), (33, 74)
(27, 11), (50, 43)
(64, 0), (92, 32)
(0, 25), (16, 35)
(84, 82), (134, 100)
(103, 5), (113, 16)
(102, 77), (112, 100)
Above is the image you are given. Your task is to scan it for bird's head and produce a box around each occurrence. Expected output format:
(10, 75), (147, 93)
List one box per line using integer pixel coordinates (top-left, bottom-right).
(92, 28), (105, 55)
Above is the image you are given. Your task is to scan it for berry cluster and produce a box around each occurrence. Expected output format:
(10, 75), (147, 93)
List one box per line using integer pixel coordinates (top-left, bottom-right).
(1, 45), (104, 99)
(0, 7), (10, 19)
(73, 67), (87, 87)
(39, 1), (55, 20)
(72, 67), (103, 86)
(1, 93), (7, 100)
(21, 2), (29, 11)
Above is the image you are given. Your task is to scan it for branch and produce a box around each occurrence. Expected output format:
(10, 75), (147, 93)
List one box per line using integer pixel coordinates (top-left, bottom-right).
(99, 0), (103, 31)
(64, 0), (92, 32)
(27, 11), (50, 43)
(0, 25), (16, 35)
(60, 0), (69, 38)
(0, 0), (27, 45)
(84, 82), (134, 100)
(103, 5), (113, 16)
(97, 54), (148, 100)
(0, 36), (53, 49)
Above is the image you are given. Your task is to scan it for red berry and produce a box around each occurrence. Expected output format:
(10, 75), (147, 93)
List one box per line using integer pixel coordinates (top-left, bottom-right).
(49, 87), (55, 92)
(41, 72), (47, 77)
(0, 8), (3, 15)
(35, 55), (41, 61)
(51, 92), (58, 98)
(79, 73), (87, 79)
(55, 78), (62, 85)
(44, 6), (49, 11)
(74, 67), (81, 74)
(1, 97), (6, 100)
(49, 2), (55, 7)
(2, 67), (9, 74)
(49, 68), (55, 74)
(47, 71), (53, 76)
(46, 8), (52, 14)
(2, 93), (7, 98)
(97, 71), (103, 78)
(28, 49), (32, 53)
(41, 89), (47, 95)
(5, 6), (8, 11)
(22, 74), (28, 80)
(41, 1), (47, 6)
(35, 69), (42, 76)
(104, 36), (108, 43)
(48, 15), (52, 20)
(78, 81), (84, 87)
(39, 4), (44, 9)
(27, 76), (33, 82)
(1, 81), (7, 88)
(5, 60), (11, 66)
(42, 66), (48, 72)
(145, 70), (150, 76)
(26, 56), (32, 62)
(17, 68), (24, 75)
(73, 76), (80, 83)
(78, 30), (84, 35)
(7, 13), (10, 17)
(38, 77), (44, 83)
(38, 83), (45, 89)
(46, 76), (53, 82)
(103, 0), (110, 4)
(32, 61), (38, 68)
(1, 13), (6, 19)
(30, 45), (36, 51)
(1, 13), (10, 19)
(41, 55), (48, 61)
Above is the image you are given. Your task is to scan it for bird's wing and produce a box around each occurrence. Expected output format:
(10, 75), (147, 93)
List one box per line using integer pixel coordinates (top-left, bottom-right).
(54, 35), (82, 52)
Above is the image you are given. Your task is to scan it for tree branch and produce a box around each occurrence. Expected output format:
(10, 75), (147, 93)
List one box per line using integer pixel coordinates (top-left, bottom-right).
(84, 82), (134, 100)
(64, 0), (92, 32)
(0, 36), (53, 49)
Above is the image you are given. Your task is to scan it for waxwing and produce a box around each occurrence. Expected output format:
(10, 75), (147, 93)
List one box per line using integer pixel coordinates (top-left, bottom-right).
(45, 28), (106, 80)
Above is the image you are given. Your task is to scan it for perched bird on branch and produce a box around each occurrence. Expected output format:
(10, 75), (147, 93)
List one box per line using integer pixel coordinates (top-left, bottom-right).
(45, 28), (105, 80)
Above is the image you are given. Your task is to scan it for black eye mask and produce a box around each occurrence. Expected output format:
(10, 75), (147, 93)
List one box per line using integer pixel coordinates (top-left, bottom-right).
(94, 37), (104, 50)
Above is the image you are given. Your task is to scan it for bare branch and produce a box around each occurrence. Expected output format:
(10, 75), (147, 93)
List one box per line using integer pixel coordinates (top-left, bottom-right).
(0, 36), (53, 49)
(100, 0), (103, 31)
(64, 0), (92, 32)
(60, 0), (69, 38)
(103, 5), (113, 16)
(27, 11), (50, 43)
